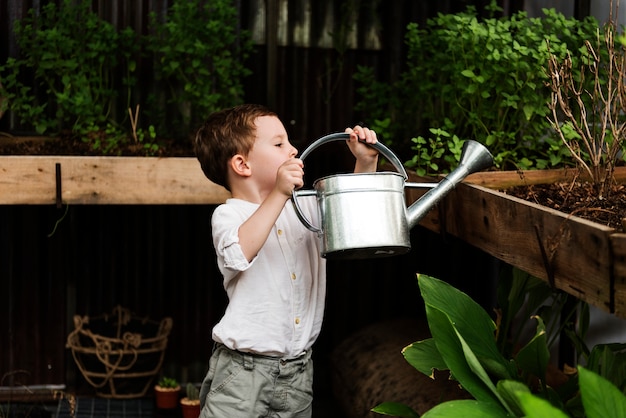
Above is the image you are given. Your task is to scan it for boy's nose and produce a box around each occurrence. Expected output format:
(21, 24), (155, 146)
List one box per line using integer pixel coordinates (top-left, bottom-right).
(291, 145), (298, 157)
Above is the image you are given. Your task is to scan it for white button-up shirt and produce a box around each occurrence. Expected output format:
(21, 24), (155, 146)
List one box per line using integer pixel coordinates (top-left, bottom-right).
(210, 196), (326, 358)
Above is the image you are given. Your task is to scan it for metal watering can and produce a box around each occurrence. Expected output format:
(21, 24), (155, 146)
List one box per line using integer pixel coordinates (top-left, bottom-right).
(291, 132), (494, 259)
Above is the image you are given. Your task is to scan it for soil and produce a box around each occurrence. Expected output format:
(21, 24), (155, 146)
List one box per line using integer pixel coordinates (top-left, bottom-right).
(503, 181), (626, 232)
(0, 133), (195, 157)
(2, 134), (625, 232)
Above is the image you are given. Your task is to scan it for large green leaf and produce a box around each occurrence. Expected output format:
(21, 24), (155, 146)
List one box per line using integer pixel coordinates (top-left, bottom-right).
(418, 275), (514, 380)
(454, 327), (515, 415)
(497, 269), (551, 347)
(425, 304), (498, 404)
(516, 392), (569, 418)
(514, 316), (549, 381)
(403, 338), (448, 377)
(587, 343), (626, 390)
(497, 379), (530, 417)
(371, 402), (420, 418)
(579, 366), (626, 418)
(421, 400), (510, 418)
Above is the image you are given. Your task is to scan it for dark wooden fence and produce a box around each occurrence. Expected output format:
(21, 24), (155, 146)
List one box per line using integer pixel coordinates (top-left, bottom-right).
(0, 204), (499, 391)
(0, 0), (519, 397)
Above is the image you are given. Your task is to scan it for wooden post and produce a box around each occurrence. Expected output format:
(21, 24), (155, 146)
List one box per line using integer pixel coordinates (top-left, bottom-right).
(575, 0), (591, 19)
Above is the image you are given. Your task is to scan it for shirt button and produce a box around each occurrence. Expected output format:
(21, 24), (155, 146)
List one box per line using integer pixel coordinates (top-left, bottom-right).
(291, 273), (296, 280)
(277, 229), (283, 235)
(295, 318), (301, 325)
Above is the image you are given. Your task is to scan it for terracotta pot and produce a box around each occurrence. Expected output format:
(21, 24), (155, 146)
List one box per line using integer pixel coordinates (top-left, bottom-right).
(181, 398), (201, 418)
(154, 385), (180, 409)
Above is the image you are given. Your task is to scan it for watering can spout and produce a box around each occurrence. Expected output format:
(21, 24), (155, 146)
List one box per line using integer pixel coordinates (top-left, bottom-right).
(406, 140), (494, 230)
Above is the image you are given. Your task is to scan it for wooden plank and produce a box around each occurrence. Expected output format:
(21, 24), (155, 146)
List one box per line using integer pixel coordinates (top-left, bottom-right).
(464, 166), (626, 189)
(407, 171), (615, 314)
(446, 182), (612, 312)
(612, 234), (626, 318)
(0, 156), (231, 204)
(0, 385), (65, 402)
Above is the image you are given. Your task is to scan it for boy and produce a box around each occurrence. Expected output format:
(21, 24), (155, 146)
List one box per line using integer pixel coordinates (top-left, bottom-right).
(193, 104), (378, 418)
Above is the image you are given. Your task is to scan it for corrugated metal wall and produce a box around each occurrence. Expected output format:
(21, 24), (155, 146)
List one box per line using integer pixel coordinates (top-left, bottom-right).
(0, 0), (505, 396)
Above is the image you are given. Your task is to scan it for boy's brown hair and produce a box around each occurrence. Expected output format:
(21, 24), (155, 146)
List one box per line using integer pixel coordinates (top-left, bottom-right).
(194, 104), (278, 191)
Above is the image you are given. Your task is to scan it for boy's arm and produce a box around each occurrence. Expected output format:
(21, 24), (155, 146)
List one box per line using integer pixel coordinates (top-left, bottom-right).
(237, 158), (303, 261)
(237, 190), (288, 261)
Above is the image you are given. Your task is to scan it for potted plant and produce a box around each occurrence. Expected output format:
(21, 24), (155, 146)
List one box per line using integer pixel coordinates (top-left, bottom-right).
(180, 383), (201, 418)
(154, 376), (180, 410)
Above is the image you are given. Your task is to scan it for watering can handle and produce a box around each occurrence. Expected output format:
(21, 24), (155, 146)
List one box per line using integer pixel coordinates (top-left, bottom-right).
(298, 132), (408, 178)
(291, 132), (408, 233)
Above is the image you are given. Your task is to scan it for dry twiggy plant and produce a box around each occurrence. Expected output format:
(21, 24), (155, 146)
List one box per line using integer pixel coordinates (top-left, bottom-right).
(547, 1), (626, 199)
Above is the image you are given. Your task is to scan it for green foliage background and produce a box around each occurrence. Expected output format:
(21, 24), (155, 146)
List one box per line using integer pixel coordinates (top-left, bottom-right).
(0, 0), (253, 153)
(355, 4), (600, 174)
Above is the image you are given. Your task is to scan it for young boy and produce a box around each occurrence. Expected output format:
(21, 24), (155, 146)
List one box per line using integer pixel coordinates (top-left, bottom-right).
(193, 104), (378, 418)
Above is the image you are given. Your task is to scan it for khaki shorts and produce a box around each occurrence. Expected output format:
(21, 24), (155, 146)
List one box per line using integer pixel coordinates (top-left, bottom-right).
(199, 344), (314, 418)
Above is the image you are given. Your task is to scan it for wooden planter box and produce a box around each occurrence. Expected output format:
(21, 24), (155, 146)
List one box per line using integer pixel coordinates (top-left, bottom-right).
(407, 167), (626, 319)
(0, 156), (229, 205)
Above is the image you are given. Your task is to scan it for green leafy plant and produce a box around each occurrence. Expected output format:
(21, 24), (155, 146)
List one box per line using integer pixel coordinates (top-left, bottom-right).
(405, 121), (465, 176)
(355, 2), (600, 173)
(147, 0), (253, 138)
(379, 365), (626, 418)
(1, 0), (252, 153)
(157, 376), (179, 389)
(0, 0), (137, 142)
(128, 105), (159, 155)
(372, 274), (626, 417)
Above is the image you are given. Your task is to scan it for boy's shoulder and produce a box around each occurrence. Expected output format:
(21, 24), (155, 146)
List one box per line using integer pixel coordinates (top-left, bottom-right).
(216, 198), (257, 211)
(213, 198), (258, 218)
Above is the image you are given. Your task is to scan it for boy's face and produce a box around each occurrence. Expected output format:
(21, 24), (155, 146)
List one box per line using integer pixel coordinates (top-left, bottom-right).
(246, 115), (298, 190)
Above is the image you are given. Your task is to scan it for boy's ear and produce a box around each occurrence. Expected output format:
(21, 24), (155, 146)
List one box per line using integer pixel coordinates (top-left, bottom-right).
(230, 154), (251, 177)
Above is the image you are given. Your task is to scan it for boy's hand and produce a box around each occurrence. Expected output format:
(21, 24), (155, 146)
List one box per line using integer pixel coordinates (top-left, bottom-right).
(275, 158), (304, 197)
(345, 125), (379, 173)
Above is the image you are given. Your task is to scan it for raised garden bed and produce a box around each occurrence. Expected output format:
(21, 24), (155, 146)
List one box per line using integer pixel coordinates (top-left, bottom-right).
(407, 167), (626, 318)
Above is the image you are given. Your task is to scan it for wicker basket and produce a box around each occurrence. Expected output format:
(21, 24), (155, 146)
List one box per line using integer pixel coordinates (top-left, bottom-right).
(66, 305), (173, 399)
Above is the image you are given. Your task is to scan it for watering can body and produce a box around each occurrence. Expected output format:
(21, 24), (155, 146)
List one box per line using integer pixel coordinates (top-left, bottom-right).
(292, 133), (494, 259)
(313, 172), (411, 259)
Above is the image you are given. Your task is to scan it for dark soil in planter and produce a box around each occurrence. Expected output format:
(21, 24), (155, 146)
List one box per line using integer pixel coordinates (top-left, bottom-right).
(0, 134), (195, 157)
(504, 181), (626, 232)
